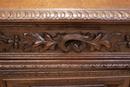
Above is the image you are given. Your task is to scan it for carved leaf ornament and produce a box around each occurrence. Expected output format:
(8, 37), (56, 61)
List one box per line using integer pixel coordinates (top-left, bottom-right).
(58, 32), (121, 52)
(0, 31), (127, 53)
(0, 31), (13, 52)
(24, 32), (56, 52)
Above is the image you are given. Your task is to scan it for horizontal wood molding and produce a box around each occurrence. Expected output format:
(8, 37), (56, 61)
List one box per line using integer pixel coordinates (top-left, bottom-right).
(0, 9), (130, 22)
(0, 52), (130, 60)
(0, 60), (129, 71)
(0, 70), (129, 77)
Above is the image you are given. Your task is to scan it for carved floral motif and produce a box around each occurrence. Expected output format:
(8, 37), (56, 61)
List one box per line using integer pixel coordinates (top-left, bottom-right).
(0, 31), (129, 53)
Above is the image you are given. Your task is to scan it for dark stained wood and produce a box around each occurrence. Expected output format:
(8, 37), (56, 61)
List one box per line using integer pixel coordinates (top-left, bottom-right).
(0, 24), (130, 53)
(0, 1), (130, 87)
(0, 21), (129, 87)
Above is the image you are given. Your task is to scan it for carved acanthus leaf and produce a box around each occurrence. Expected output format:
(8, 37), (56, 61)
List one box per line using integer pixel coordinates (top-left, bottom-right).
(24, 32), (56, 52)
(0, 32), (13, 52)
(88, 32), (121, 51)
(88, 33), (103, 51)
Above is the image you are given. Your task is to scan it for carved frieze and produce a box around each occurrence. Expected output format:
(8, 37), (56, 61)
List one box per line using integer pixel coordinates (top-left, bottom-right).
(0, 31), (129, 53)
(0, 32), (129, 53)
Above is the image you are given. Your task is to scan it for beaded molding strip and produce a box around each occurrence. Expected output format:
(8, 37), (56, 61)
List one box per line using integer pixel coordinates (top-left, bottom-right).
(0, 9), (130, 21)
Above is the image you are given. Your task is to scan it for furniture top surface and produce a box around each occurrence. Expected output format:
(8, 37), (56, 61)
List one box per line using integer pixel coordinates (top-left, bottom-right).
(0, 0), (130, 9)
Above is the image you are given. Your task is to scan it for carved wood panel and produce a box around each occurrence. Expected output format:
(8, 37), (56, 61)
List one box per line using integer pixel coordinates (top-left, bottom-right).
(0, 9), (130, 87)
(0, 30), (130, 53)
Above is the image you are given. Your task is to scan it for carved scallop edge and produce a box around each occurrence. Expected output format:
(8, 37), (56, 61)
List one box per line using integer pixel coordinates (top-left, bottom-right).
(0, 59), (130, 69)
(0, 70), (129, 77)
(0, 9), (130, 22)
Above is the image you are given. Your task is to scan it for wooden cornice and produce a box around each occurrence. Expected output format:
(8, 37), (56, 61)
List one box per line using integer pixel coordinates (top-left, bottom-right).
(0, 9), (130, 22)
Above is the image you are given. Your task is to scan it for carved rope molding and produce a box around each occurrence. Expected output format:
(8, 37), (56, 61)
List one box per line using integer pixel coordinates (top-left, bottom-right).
(0, 31), (130, 53)
(0, 61), (130, 69)
(0, 9), (130, 21)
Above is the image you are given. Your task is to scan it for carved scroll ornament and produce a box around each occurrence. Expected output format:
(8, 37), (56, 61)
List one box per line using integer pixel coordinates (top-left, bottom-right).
(0, 31), (129, 53)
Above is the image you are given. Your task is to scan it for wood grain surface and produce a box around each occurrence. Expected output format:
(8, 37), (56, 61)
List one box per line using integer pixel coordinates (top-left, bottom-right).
(0, 1), (130, 87)
(0, 0), (130, 9)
